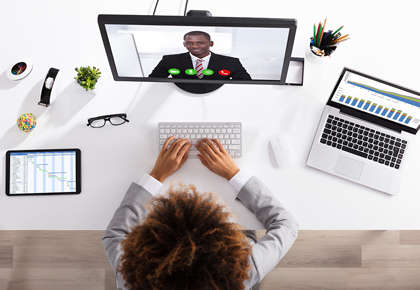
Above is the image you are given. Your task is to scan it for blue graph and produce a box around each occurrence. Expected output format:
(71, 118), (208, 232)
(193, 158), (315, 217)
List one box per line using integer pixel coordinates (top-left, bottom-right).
(348, 81), (420, 108)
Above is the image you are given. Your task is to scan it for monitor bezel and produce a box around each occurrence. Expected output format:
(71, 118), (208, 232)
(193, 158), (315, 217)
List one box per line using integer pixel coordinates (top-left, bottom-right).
(97, 14), (297, 85)
(327, 67), (420, 134)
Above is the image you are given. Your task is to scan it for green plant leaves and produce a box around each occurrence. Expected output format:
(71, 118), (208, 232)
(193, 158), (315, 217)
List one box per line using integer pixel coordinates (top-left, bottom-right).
(75, 66), (101, 91)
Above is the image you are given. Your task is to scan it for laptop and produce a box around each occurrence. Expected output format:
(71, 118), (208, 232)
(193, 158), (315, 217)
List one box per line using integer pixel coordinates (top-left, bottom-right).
(307, 67), (420, 195)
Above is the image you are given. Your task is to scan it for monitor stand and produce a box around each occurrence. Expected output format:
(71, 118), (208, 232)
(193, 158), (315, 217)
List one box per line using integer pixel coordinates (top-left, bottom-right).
(175, 82), (223, 94)
(175, 10), (224, 94)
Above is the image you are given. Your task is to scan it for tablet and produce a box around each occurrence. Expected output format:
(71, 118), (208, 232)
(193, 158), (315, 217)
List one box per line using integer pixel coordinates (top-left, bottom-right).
(6, 149), (81, 196)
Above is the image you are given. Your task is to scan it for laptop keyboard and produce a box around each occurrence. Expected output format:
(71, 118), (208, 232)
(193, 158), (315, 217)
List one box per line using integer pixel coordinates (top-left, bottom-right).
(320, 115), (407, 170)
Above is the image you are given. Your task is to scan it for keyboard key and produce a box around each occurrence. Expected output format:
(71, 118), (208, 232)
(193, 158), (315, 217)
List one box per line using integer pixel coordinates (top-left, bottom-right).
(342, 146), (368, 158)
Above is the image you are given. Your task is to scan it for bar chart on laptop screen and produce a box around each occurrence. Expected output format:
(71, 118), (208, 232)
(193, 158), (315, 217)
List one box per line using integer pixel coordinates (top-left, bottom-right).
(332, 72), (420, 129)
(9, 151), (77, 194)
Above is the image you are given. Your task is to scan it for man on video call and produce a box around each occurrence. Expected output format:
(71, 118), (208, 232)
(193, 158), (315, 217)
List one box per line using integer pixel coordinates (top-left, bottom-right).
(148, 31), (252, 80)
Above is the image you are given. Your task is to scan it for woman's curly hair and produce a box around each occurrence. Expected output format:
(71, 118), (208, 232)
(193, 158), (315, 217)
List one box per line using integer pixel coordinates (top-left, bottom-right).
(118, 183), (251, 290)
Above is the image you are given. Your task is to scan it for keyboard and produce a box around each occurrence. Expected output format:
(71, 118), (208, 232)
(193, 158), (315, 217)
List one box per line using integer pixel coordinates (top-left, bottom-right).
(158, 122), (242, 158)
(320, 115), (408, 170)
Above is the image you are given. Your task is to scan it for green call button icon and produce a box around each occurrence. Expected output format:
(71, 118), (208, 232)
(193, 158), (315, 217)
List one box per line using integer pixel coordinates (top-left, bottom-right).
(168, 68), (180, 75)
(185, 69), (197, 76)
(202, 69), (214, 76)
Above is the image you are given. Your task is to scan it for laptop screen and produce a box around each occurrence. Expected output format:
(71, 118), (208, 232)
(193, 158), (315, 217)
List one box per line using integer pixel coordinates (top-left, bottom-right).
(330, 69), (420, 132)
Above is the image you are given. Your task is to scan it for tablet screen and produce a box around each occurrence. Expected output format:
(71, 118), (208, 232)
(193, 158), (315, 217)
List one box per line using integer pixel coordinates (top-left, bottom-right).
(6, 149), (81, 196)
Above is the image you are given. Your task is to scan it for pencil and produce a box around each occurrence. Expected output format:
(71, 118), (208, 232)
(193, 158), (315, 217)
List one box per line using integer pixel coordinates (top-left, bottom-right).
(322, 30), (332, 41)
(335, 37), (350, 43)
(334, 34), (349, 42)
(314, 22), (321, 47)
(330, 34), (349, 44)
(331, 38), (350, 45)
(313, 23), (316, 43)
(325, 26), (343, 42)
(318, 18), (327, 47)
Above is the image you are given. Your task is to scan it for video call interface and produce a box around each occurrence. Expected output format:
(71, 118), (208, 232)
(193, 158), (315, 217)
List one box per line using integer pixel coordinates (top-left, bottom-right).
(331, 71), (420, 130)
(105, 24), (290, 81)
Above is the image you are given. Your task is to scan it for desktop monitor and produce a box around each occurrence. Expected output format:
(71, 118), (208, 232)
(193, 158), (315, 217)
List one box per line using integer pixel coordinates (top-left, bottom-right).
(97, 14), (297, 88)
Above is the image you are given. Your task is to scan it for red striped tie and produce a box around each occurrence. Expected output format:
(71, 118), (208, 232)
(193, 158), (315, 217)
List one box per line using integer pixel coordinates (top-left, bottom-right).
(195, 59), (203, 79)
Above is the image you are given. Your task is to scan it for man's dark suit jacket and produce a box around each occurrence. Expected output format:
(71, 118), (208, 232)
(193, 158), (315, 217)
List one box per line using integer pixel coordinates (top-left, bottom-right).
(148, 52), (251, 80)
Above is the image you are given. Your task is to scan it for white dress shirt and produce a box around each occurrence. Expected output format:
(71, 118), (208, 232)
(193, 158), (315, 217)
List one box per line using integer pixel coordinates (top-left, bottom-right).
(138, 168), (253, 195)
(189, 52), (211, 71)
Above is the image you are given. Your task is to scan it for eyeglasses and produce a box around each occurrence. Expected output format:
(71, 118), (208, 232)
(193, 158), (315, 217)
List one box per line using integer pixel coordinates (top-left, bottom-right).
(87, 113), (129, 128)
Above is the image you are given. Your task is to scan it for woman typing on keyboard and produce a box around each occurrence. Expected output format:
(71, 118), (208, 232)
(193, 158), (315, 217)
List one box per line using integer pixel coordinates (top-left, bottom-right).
(102, 136), (299, 290)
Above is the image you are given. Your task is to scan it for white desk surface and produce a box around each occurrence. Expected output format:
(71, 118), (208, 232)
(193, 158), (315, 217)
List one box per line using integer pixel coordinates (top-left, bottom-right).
(1, 0), (420, 230)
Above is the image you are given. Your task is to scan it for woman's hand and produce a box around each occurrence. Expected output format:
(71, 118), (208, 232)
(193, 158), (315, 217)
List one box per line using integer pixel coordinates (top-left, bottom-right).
(150, 136), (192, 183)
(196, 138), (240, 180)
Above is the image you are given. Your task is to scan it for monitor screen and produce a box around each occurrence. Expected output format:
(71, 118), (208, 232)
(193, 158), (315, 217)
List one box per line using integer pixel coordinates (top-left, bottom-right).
(98, 15), (297, 85)
(329, 68), (420, 133)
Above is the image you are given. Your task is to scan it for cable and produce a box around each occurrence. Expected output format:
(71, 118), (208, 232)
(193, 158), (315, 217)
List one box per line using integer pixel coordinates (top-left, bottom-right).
(153, 0), (159, 15)
(184, 0), (189, 16)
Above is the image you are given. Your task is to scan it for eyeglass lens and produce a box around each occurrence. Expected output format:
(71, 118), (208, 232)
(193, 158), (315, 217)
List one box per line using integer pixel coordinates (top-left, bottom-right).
(89, 119), (106, 128)
(109, 117), (126, 125)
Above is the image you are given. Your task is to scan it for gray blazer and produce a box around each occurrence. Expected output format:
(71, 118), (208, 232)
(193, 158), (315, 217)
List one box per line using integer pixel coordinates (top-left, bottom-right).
(102, 176), (299, 290)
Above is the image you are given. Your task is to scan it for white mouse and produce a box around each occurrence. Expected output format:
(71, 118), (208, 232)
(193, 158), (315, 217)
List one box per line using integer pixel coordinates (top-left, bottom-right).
(269, 134), (292, 169)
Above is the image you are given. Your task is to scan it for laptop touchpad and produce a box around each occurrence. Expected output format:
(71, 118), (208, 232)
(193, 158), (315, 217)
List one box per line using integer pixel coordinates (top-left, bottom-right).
(334, 155), (364, 180)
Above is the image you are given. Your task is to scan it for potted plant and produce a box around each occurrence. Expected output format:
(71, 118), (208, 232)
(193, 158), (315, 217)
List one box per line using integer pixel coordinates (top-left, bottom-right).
(75, 66), (101, 91)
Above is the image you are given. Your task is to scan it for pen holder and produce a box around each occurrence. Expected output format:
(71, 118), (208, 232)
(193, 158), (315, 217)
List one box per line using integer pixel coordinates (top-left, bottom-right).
(306, 43), (326, 64)
(306, 34), (337, 64)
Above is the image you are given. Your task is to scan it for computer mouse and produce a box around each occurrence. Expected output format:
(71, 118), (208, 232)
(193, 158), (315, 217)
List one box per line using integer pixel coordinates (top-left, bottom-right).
(269, 134), (292, 169)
